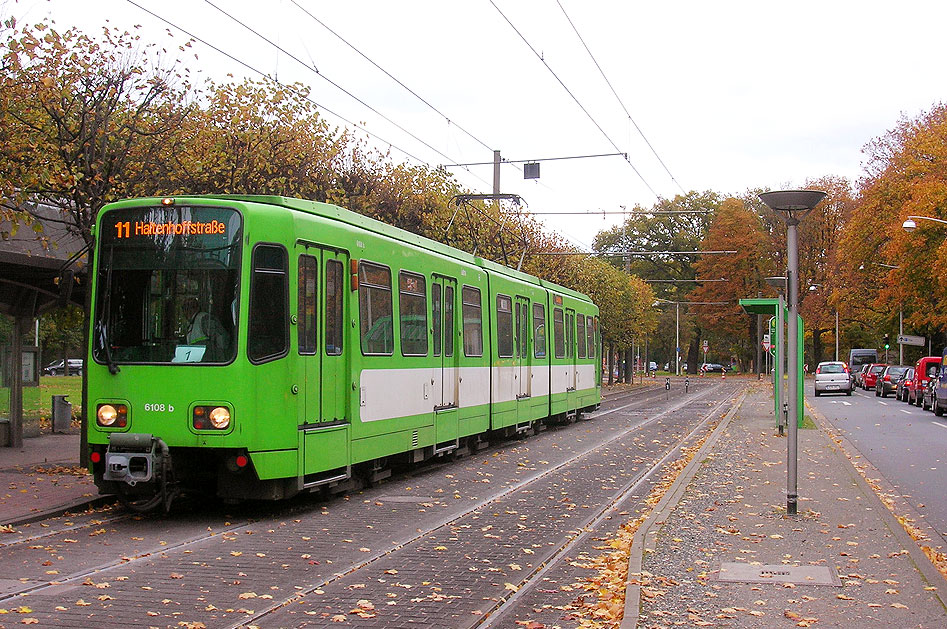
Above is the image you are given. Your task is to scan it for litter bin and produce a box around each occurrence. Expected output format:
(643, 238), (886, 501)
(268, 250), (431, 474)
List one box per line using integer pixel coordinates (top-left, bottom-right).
(52, 394), (72, 433)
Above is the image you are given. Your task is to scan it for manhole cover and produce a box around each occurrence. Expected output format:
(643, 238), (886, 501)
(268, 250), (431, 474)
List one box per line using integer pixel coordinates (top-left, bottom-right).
(716, 563), (841, 586)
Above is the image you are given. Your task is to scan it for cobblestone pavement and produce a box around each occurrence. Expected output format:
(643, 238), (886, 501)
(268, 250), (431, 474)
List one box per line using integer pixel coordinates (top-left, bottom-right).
(0, 380), (738, 628)
(635, 385), (947, 628)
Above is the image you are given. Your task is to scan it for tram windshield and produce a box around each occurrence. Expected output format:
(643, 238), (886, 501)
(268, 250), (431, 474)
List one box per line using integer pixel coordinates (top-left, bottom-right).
(93, 204), (242, 366)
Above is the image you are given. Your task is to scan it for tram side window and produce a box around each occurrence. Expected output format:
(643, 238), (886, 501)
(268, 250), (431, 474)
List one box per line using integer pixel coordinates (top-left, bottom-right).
(359, 261), (393, 355)
(326, 260), (343, 356)
(553, 308), (565, 359)
(399, 271), (428, 356)
(497, 295), (513, 358)
(566, 312), (575, 359)
(586, 315), (595, 360)
(298, 255), (317, 355)
(533, 303), (546, 358)
(249, 244), (289, 363)
(462, 286), (483, 357)
(576, 314), (586, 359)
(593, 317), (600, 357)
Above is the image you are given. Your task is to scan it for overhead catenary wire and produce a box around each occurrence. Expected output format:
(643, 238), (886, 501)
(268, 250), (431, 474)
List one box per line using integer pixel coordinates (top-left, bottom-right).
(556, 0), (685, 194)
(287, 0), (495, 156)
(201, 0), (466, 170)
(123, 0), (429, 166)
(488, 0), (658, 199)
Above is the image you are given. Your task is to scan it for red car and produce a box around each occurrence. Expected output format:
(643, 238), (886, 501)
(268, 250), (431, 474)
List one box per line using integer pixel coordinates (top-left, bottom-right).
(862, 363), (887, 390)
(909, 356), (941, 406)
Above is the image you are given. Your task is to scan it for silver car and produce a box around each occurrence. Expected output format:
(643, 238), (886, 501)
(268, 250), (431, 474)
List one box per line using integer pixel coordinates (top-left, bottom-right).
(814, 361), (852, 397)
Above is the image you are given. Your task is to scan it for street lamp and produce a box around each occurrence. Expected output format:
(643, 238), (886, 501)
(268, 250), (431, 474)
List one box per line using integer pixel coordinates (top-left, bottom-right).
(759, 189), (827, 516)
(902, 215), (947, 232)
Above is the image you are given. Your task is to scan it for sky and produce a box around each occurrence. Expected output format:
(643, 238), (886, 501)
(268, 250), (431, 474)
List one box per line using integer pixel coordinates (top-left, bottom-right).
(7, 0), (947, 250)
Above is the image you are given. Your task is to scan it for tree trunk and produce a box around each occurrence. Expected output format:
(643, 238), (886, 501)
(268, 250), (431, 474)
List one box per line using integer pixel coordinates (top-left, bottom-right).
(607, 342), (615, 385)
(812, 328), (825, 367)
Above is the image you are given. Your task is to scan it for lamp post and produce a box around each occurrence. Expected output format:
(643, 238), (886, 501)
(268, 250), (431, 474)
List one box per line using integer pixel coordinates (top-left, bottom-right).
(654, 299), (731, 375)
(760, 190), (827, 516)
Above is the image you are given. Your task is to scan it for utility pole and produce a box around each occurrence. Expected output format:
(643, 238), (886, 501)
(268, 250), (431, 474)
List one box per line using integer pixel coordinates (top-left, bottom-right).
(493, 150), (501, 196)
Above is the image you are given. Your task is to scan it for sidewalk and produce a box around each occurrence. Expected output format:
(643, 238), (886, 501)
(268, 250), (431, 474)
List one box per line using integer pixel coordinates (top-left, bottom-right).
(0, 432), (102, 527)
(624, 383), (947, 628)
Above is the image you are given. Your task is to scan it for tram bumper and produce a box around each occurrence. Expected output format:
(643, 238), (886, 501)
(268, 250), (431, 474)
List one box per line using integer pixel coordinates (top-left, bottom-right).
(103, 433), (169, 486)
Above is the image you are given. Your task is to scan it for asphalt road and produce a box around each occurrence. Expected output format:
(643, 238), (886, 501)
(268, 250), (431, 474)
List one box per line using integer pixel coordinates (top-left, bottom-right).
(808, 380), (947, 544)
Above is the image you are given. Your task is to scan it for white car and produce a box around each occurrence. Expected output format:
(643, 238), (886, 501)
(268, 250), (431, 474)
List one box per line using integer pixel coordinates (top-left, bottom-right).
(44, 358), (83, 376)
(814, 361), (852, 396)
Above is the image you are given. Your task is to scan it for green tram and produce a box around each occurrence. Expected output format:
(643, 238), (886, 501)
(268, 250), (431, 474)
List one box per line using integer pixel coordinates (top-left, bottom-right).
(87, 195), (600, 510)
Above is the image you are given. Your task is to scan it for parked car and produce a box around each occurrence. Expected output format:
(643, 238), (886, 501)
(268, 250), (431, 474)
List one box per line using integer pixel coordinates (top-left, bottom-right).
(862, 363), (887, 390)
(895, 367), (914, 402)
(923, 376), (938, 411)
(814, 361), (852, 396)
(909, 356), (941, 407)
(876, 365), (908, 397)
(43, 358), (83, 376)
(855, 363), (871, 388)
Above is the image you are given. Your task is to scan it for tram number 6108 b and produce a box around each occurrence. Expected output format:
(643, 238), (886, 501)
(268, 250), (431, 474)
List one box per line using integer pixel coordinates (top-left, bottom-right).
(143, 403), (174, 412)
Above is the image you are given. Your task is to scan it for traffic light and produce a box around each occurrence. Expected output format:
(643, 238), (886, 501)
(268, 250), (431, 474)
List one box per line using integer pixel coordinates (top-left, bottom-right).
(884, 333), (890, 350)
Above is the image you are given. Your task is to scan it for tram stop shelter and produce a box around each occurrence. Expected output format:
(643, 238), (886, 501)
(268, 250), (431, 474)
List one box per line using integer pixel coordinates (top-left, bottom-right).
(740, 297), (804, 429)
(0, 203), (87, 448)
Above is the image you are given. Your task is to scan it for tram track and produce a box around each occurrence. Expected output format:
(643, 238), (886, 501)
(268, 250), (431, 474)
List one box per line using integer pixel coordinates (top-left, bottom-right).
(227, 380), (739, 628)
(0, 380), (729, 626)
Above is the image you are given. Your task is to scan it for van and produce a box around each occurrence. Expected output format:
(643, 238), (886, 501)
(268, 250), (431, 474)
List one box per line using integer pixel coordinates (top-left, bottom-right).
(908, 356), (940, 406)
(848, 348), (877, 374)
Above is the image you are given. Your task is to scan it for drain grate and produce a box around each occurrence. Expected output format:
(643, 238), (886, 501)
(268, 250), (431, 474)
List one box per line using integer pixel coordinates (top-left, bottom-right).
(716, 562), (841, 586)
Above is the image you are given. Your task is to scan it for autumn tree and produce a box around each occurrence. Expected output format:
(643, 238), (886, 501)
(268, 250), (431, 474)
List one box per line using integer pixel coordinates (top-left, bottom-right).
(832, 104), (947, 361)
(593, 191), (720, 372)
(0, 20), (190, 244)
(690, 197), (769, 369)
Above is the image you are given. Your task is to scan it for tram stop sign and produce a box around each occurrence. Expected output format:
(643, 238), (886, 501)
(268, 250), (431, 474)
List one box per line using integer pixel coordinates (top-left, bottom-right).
(768, 316), (777, 356)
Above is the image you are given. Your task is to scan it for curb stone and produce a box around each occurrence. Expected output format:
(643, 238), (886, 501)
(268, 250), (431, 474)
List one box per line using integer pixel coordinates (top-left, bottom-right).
(619, 388), (747, 629)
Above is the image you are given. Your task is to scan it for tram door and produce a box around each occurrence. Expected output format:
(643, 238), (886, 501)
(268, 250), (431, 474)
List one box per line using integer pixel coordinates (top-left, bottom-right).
(296, 247), (349, 426)
(514, 296), (531, 422)
(432, 276), (459, 447)
(565, 308), (577, 411)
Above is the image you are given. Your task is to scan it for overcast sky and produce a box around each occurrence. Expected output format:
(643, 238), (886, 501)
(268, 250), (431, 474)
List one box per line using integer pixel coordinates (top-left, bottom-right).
(9, 0), (947, 249)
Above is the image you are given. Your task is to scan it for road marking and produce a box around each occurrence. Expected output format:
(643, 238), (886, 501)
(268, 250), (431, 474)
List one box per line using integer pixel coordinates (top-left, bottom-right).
(842, 401), (852, 406)
(900, 409), (912, 415)
(879, 401), (888, 406)
(934, 423), (947, 431)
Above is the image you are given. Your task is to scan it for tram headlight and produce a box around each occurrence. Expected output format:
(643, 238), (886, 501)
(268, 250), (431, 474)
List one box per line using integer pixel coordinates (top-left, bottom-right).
(209, 406), (231, 429)
(193, 405), (231, 430)
(97, 403), (127, 427)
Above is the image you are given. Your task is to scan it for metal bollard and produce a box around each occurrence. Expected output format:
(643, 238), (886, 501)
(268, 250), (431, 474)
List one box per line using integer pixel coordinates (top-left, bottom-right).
(685, 377), (689, 393)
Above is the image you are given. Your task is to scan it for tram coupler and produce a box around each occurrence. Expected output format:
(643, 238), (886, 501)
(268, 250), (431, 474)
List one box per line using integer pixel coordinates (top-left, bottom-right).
(103, 433), (169, 486)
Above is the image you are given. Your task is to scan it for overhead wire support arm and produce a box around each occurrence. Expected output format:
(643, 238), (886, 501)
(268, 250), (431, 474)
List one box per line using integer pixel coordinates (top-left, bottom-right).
(442, 152), (627, 168)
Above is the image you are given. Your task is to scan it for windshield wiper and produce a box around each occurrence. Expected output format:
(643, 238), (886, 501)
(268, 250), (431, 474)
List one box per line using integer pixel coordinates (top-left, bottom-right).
(99, 246), (120, 375)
